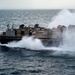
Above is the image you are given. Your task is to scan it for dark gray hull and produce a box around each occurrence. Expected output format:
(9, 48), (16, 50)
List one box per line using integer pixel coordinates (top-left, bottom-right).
(0, 36), (61, 47)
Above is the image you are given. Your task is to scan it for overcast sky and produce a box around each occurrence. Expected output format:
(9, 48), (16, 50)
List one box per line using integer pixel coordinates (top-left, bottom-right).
(0, 0), (75, 9)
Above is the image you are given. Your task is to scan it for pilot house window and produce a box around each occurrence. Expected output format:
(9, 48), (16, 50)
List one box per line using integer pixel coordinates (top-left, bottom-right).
(21, 31), (24, 35)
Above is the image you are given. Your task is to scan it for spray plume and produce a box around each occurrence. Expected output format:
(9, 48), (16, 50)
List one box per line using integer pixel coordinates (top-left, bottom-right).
(48, 9), (75, 28)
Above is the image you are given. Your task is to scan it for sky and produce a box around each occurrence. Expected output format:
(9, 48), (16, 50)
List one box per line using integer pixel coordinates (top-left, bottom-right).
(0, 0), (75, 9)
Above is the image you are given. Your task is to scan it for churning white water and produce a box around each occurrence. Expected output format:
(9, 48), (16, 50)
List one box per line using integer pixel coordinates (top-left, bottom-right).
(7, 36), (45, 50)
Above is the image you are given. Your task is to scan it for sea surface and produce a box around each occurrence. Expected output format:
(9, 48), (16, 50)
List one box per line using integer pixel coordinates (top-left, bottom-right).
(0, 9), (75, 75)
(0, 9), (60, 32)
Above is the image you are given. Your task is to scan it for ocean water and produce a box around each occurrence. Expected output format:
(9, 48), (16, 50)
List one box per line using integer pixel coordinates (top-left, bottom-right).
(0, 9), (59, 32)
(0, 9), (75, 75)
